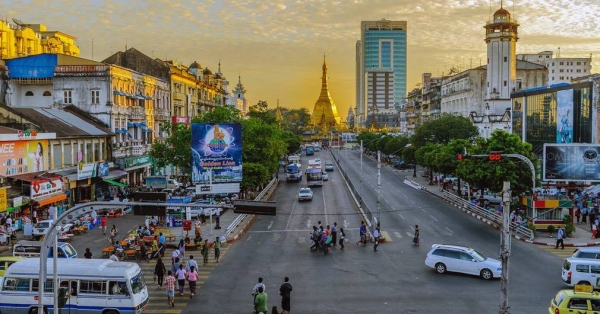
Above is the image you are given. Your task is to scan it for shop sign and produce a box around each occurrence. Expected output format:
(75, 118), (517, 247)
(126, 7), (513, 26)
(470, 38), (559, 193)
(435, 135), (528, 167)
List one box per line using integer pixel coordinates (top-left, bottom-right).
(171, 116), (189, 125)
(54, 65), (109, 77)
(13, 196), (23, 207)
(0, 187), (7, 212)
(0, 140), (49, 175)
(31, 177), (63, 199)
(97, 162), (110, 177)
(125, 155), (152, 168)
(17, 129), (38, 140)
(77, 162), (97, 180)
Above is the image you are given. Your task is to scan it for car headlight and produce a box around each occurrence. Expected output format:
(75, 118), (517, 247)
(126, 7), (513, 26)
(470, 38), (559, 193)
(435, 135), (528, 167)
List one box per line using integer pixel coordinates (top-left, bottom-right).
(497, 267), (502, 271)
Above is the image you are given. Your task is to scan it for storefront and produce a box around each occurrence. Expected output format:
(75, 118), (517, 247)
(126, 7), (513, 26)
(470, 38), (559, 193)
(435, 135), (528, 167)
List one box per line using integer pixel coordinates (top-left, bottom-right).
(30, 175), (68, 220)
(119, 155), (152, 186)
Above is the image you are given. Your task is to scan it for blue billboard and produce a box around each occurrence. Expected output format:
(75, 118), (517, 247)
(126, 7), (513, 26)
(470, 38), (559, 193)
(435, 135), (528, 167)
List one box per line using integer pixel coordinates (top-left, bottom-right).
(191, 123), (242, 184)
(556, 90), (573, 144)
(544, 144), (600, 182)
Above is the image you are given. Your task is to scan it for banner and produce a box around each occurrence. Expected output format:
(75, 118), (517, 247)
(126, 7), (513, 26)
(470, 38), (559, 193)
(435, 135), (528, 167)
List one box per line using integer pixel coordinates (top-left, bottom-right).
(0, 187), (7, 212)
(556, 90), (573, 144)
(191, 123), (242, 184)
(0, 140), (49, 176)
(97, 162), (110, 177)
(77, 162), (97, 180)
(31, 176), (63, 199)
(544, 144), (600, 181)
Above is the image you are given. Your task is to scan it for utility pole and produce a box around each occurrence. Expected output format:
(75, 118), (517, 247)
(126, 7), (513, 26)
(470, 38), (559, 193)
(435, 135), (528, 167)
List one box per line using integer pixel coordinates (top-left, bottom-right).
(499, 181), (511, 314)
(376, 150), (381, 230)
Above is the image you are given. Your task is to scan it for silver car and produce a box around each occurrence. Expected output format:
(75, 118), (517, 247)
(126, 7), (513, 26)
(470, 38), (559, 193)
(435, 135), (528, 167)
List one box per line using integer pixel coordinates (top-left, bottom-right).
(298, 188), (313, 201)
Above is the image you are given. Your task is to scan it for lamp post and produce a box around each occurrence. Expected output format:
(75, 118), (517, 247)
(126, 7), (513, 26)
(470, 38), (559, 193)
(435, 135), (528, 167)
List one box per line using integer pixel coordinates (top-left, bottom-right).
(376, 150), (381, 230)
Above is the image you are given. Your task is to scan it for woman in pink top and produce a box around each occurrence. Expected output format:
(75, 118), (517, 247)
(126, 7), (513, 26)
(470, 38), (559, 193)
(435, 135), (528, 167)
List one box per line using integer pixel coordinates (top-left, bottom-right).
(186, 265), (199, 298)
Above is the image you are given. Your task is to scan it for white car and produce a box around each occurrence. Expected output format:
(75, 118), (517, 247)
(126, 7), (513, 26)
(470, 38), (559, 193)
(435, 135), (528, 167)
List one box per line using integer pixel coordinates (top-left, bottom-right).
(322, 172), (329, 181)
(325, 162), (334, 171)
(425, 244), (501, 280)
(298, 188), (313, 201)
(32, 219), (53, 239)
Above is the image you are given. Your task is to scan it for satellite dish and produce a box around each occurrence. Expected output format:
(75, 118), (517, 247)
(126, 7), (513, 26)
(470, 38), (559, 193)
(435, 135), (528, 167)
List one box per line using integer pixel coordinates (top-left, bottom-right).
(12, 18), (25, 26)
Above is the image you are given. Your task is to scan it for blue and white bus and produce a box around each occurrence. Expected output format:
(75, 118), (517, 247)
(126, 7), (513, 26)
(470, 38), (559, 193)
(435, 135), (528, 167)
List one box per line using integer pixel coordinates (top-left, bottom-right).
(0, 258), (149, 314)
(305, 145), (314, 156)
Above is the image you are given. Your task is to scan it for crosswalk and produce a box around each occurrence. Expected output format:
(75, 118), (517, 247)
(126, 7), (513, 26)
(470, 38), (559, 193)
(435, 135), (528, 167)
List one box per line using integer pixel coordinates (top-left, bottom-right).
(140, 245), (230, 313)
(537, 245), (577, 259)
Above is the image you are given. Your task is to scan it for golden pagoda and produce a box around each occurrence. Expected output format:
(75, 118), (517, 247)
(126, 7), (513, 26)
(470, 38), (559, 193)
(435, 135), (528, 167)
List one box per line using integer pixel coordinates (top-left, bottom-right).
(275, 99), (283, 126)
(310, 56), (341, 129)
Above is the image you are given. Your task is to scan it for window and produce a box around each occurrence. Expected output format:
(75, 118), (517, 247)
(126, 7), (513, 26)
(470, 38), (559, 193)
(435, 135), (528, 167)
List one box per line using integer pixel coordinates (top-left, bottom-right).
(577, 62), (581, 65)
(79, 280), (106, 294)
(3, 278), (30, 291)
(32, 279), (54, 292)
(503, 81), (507, 86)
(63, 90), (72, 104)
(560, 69), (564, 73)
(560, 62), (564, 65)
(552, 70), (554, 73)
(591, 265), (600, 274)
(503, 57), (507, 62)
(576, 264), (590, 273)
(91, 90), (100, 104)
(43, 91), (51, 96)
(459, 253), (473, 261)
(567, 298), (589, 310)
(25, 91), (34, 96)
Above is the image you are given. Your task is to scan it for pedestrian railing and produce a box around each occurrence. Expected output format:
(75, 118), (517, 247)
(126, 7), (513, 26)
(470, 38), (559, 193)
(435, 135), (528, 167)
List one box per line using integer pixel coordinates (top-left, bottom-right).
(442, 191), (535, 240)
(225, 176), (278, 237)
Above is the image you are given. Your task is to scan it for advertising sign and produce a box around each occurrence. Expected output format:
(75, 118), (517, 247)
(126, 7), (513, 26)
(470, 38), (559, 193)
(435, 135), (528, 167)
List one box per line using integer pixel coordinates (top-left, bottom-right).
(544, 144), (600, 181)
(191, 123), (242, 184)
(77, 162), (97, 180)
(0, 140), (48, 176)
(31, 176), (63, 199)
(557, 90), (573, 144)
(125, 155), (152, 169)
(97, 162), (110, 177)
(145, 177), (168, 190)
(0, 187), (7, 212)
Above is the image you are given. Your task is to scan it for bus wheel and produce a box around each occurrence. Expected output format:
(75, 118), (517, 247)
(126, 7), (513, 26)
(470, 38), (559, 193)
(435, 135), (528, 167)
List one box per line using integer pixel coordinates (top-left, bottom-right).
(103, 310), (119, 314)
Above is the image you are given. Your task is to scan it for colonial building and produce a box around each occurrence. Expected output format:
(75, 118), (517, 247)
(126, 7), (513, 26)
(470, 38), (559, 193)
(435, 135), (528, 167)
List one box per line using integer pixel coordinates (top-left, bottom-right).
(517, 51), (592, 85)
(0, 19), (80, 59)
(310, 57), (341, 131)
(228, 75), (248, 114)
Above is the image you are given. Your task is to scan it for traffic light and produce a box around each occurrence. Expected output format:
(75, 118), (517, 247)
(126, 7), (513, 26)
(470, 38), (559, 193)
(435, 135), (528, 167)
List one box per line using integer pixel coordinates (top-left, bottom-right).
(457, 154), (469, 160)
(489, 152), (502, 161)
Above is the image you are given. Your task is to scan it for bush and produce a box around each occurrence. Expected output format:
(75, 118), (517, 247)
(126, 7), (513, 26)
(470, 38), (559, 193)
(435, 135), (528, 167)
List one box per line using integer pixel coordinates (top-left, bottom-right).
(547, 225), (555, 234)
(563, 214), (576, 235)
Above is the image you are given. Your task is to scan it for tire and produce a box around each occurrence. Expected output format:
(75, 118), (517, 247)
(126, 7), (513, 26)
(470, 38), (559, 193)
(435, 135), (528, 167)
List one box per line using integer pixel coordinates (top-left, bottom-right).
(435, 263), (447, 274)
(103, 310), (118, 314)
(480, 269), (493, 280)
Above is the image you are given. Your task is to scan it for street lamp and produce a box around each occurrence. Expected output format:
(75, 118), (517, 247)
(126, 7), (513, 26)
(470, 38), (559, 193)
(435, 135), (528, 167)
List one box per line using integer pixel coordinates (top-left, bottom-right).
(405, 143), (417, 177)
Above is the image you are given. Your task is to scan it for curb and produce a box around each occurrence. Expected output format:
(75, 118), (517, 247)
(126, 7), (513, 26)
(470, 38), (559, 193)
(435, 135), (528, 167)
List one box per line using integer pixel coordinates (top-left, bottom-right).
(406, 178), (600, 247)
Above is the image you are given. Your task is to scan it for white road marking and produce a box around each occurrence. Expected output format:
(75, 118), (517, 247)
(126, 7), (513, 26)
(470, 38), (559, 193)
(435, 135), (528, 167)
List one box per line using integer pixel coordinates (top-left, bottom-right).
(394, 232), (403, 238)
(306, 219), (311, 229)
(445, 227), (454, 233)
(411, 200), (416, 204)
(248, 228), (360, 233)
(420, 207), (426, 212)
(343, 220), (349, 228)
(398, 213), (404, 220)
(285, 198), (298, 230)
(267, 221), (273, 230)
(322, 186), (328, 225)
(429, 215), (438, 222)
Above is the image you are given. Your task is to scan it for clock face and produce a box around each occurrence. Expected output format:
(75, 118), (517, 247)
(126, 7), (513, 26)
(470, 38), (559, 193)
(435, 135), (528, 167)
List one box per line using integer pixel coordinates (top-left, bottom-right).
(584, 150), (598, 161)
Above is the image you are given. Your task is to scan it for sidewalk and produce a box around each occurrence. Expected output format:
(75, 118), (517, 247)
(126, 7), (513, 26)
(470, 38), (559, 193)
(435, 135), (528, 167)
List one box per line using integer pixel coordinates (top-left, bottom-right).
(404, 170), (600, 247)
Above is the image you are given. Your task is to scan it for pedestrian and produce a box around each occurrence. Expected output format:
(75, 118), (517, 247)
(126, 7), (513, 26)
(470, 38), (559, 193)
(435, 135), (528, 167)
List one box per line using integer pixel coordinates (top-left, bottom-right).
(373, 226), (380, 251)
(413, 224), (420, 246)
(252, 277), (266, 313)
(583, 206), (588, 224)
(151, 236), (159, 259)
(164, 270), (176, 307)
(178, 239), (186, 260)
(254, 286), (268, 314)
(186, 255), (198, 273)
(592, 223), (597, 239)
(339, 228), (345, 250)
(575, 207), (581, 224)
(214, 237), (221, 263)
(171, 248), (180, 266)
(202, 239), (210, 265)
(110, 225), (118, 245)
(186, 265), (198, 298)
(279, 277), (293, 314)
(155, 258), (166, 289)
(84, 248), (92, 259)
(331, 222), (338, 246)
(555, 226), (565, 249)
(32, 209), (37, 224)
(100, 216), (107, 235)
(175, 264), (187, 296)
(172, 257), (180, 274)
(357, 221), (366, 247)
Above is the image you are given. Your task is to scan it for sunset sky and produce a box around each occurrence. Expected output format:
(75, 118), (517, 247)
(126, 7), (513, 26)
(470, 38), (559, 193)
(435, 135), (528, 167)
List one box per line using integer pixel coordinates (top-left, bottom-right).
(2, 0), (599, 119)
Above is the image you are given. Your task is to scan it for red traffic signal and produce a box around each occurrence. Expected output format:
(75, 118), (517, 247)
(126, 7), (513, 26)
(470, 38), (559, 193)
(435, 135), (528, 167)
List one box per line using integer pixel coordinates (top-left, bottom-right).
(489, 152), (502, 161)
(457, 154), (469, 160)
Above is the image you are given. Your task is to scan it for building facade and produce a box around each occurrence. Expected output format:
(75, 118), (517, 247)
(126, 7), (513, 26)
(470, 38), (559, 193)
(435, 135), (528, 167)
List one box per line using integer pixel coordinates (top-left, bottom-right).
(517, 51), (592, 85)
(356, 19), (407, 127)
(0, 19), (80, 59)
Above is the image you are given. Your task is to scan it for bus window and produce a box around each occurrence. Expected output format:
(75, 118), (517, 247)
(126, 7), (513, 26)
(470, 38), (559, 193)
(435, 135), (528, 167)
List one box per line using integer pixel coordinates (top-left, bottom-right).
(109, 281), (129, 296)
(130, 272), (145, 294)
(14, 278), (30, 291)
(79, 280), (105, 294)
(32, 279), (53, 293)
(2, 278), (17, 291)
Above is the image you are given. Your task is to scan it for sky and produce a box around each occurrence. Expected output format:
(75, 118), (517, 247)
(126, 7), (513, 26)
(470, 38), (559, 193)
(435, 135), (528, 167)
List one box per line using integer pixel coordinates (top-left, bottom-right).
(2, 0), (599, 120)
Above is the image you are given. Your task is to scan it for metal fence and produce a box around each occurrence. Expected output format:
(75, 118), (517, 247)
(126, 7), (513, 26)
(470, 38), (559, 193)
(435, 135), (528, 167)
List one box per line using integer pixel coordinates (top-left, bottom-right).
(225, 176), (279, 237)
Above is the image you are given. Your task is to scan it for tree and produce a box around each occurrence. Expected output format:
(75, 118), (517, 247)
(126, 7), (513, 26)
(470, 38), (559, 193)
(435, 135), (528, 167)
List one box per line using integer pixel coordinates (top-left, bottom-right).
(456, 129), (538, 195)
(281, 108), (311, 136)
(248, 100), (277, 125)
(280, 130), (302, 155)
(412, 114), (479, 147)
(383, 135), (410, 157)
(150, 123), (192, 175)
(415, 143), (441, 184)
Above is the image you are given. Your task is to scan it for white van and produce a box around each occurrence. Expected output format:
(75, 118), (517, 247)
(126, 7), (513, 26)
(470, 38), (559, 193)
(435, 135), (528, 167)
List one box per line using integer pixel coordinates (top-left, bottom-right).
(562, 257), (600, 287)
(31, 219), (53, 240)
(13, 240), (78, 258)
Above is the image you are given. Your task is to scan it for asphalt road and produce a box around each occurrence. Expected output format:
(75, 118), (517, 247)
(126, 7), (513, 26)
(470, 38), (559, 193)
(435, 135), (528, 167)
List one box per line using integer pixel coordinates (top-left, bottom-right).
(192, 148), (565, 313)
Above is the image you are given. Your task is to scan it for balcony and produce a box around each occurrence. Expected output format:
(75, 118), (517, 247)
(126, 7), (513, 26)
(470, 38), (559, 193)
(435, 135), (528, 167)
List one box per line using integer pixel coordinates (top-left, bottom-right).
(154, 109), (170, 121)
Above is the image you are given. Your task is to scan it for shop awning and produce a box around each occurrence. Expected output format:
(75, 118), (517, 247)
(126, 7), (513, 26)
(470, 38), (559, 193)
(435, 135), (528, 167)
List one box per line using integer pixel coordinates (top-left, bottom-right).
(102, 169), (127, 180)
(103, 179), (127, 187)
(36, 193), (67, 207)
(8, 171), (48, 182)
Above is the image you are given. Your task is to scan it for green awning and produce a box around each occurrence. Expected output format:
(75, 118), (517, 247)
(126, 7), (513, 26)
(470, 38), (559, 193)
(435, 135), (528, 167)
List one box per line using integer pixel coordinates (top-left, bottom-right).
(103, 179), (127, 187)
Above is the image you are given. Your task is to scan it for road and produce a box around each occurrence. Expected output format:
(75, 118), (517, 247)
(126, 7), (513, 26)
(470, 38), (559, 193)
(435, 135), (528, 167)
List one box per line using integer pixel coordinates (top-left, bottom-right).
(194, 148), (565, 313)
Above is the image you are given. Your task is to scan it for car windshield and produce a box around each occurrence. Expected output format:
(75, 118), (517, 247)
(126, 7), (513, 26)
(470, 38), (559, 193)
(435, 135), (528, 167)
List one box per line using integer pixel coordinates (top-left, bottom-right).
(35, 222), (50, 228)
(471, 249), (486, 262)
(553, 291), (567, 306)
(61, 244), (77, 257)
(130, 271), (146, 294)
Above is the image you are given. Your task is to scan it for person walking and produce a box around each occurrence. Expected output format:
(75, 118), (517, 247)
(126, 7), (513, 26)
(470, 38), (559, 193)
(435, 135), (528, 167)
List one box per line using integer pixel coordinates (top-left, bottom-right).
(555, 226), (565, 249)
(91, 207), (97, 224)
(339, 228), (346, 250)
(331, 222), (338, 247)
(151, 236), (159, 260)
(84, 248), (92, 259)
(279, 277), (293, 314)
(109, 225), (118, 245)
(214, 237), (221, 263)
(100, 216), (107, 235)
(186, 255), (198, 273)
(575, 207), (581, 224)
(155, 258), (166, 289)
(175, 264), (187, 296)
(201, 239), (209, 265)
(252, 277), (266, 313)
(592, 223), (597, 239)
(177, 239), (186, 261)
(186, 265), (198, 298)
(413, 225), (420, 246)
(357, 221), (367, 247)
(373, 227), (380, 252)
(164, 270), (176, 307)
(254, 286), (268, 314)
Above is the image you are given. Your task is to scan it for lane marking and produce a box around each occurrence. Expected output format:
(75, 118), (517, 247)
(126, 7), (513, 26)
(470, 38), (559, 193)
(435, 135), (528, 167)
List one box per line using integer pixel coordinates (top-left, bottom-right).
(248, 228), (360, 233)
(394, 231), (403, 239)
(285, 197), (299, 230)
(420, 207), (426, 212)
(322, 185), (329, 225)
(445, 227), (454, 234)
(381, 230), (393, 242)
(267, 221), (273, 230)
(306, 219), (311, 229)
(398, 213), (405, 220)
(406, 232), (413, 237)
(429, 215), (438, 222)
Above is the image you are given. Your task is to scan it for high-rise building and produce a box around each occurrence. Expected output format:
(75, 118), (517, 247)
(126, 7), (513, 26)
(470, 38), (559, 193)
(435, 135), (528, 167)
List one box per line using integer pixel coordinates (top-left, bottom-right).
(356, 19), (407, 127)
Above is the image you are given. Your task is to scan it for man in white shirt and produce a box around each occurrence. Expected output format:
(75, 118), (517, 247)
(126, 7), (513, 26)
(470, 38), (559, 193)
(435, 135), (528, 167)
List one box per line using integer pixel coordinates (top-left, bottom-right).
(5, 216), (12, 227)
(91, 208), (97, 223)
(171, 249), (180, 265)
(186, 255), (198, 272)
(373, 227), (380, 252)
(555, 227), (565, 249)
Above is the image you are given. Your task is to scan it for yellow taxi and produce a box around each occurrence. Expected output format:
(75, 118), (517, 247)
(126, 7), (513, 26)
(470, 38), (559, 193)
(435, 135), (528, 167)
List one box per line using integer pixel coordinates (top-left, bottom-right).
(0, 256), (25, 277)
(549, 285), (600, 313)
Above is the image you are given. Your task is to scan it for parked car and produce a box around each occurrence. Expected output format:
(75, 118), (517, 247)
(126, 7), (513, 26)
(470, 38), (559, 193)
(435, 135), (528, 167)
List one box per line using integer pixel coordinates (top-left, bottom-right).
(425, 244), (501, 280)
(32, 219), (53, 240)
(298, 188), (313, 201)
(397, 162), (415, 170)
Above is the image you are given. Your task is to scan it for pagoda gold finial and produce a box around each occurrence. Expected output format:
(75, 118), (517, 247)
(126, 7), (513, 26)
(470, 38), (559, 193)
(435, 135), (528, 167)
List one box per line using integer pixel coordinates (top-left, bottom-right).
(311, 57), (340, 129)
(322, 55), (328, 88)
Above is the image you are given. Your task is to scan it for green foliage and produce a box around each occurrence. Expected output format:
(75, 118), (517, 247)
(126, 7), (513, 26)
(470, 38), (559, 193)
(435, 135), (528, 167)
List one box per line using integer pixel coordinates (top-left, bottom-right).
(150, 123), (192, 174)
(546, 225), (555, 234)
(281, 108), (311, 136)
(240, 118), (286, 190)
(382, 136), (410, 157)
(248, 100), (277, 125)
(412, 114), (479, 147)
(563, 214), (576, 235)
(241, 162), (271, 191)
(195, 105), (241, 123)
(280, 130), (302, 155)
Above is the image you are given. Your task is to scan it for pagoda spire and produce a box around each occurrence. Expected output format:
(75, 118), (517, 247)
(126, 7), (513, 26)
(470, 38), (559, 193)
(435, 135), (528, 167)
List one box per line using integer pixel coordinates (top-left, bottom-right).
(321, 55), (328, 89)
(275, 99), (283, 123)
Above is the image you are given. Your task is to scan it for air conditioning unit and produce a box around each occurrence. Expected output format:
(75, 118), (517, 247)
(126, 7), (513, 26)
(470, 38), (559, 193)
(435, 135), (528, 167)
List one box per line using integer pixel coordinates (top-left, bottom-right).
(112, 143), (119, 149)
